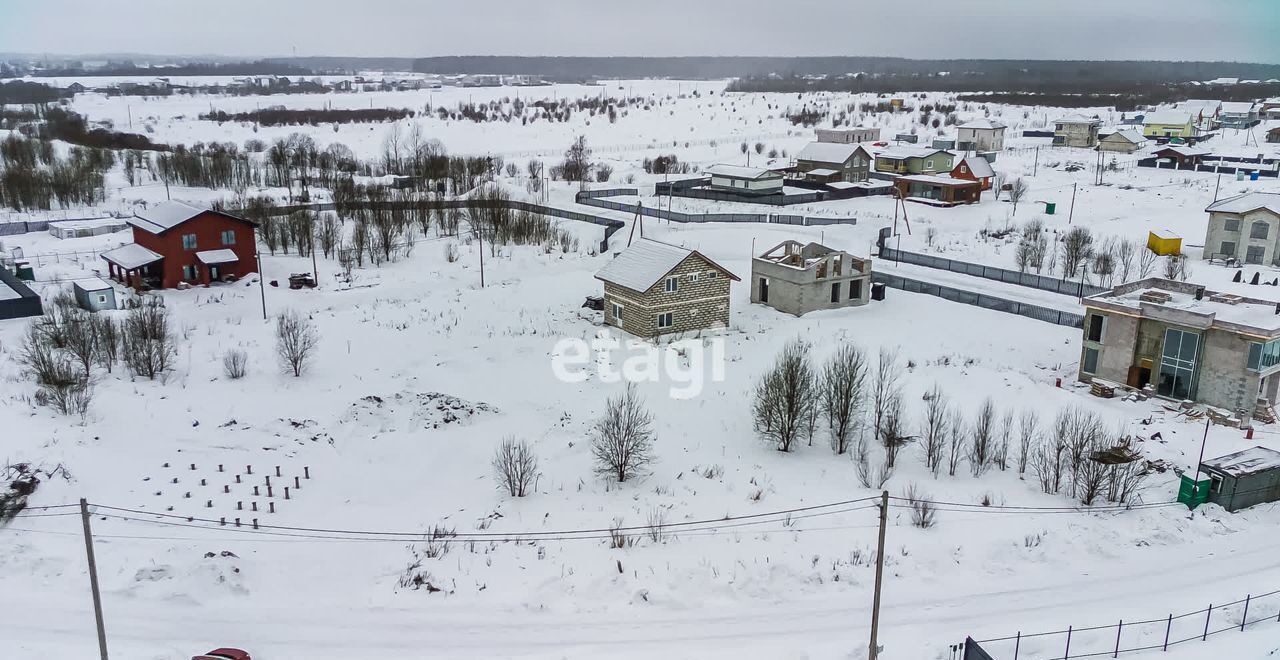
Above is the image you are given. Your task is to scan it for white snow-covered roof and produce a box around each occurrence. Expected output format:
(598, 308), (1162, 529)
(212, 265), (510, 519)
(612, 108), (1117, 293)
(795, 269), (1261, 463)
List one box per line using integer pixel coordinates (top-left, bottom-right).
(1202, 446), (1280, 477)
(129, 200), (207, 234)
(1053, 114), (1101, 125)
(806, 168), (840, 177)
(898, 174), (975, 186)
(1205, 192), (1280, 216)
(957, 119), (1006, 130)
(75, 277), (115, 292)
(1220, 101), (1257, 114)
(956, 156), (994, 178)
(196, 249), (240, 265)
(796, 141), (865, 164)
(704, 164), (779, 180)
(1143, 110), (1194, 126)
(1155, 145), (1210, 158)
(49, 217), (128, 231)
(1104, 129), (1147, 145)
(1150, 229), (1179, 240)
(101, 243), (163, 270)
(878, 147), (946, 160)
(596, 239), (735, 292)
(826, 181), (857, 190)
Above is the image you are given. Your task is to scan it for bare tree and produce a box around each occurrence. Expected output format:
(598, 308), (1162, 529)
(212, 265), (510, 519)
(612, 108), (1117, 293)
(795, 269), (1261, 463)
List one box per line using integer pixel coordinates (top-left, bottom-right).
(993, 172), (1008, 201)
(1061, 226), (1094, 278)
(492, 437), (538, 497)
(1138, 246), (1158, 279)
(1162, 254), (1184, 280)
(753, 339), (817, 452)
(561, 135), (592, 185)
(995, 408), (1015, 471)
(872, 348), (902, 442)
(591, 383), (655, 482)
(921, 385), (949, 477)
(61, 310), (98, 374)
(316, 212), (340, 259)
(1074, 439), (1111, 505)
(967, 398), (997, 476)
(275, 309), (319, 377)
(1017, 409), (1039, 475)
(880, 389), (910, 468)
(1009, 177), (1030, 215)
(222, 348), (248, 379)
(1114, 239), (1136, 283)
(820, 345), (867, 455)
(946, 407), (965, 477)
(122, 301), (176, 380)
(93, 314), (119, 372)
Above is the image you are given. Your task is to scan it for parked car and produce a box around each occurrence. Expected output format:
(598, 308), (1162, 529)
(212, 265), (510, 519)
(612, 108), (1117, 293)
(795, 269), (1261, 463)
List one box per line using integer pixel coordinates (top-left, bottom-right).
(193, 649), (251, 660)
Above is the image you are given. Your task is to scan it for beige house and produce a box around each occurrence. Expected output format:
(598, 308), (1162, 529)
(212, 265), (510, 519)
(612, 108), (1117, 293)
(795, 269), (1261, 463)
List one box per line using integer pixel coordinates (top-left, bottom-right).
(1098, 129), (1148, 153)
(595, 238), (740, 338)
(794, 142), (874, 183)
(956, 119), (1007, 151)
(816, 126), (881, 143)
(1202, 193), (1280, 265)
(704, 164), (784, 196)
(1052, 115), (1102, 148)
(751, 241), (872, 316)
(1080, 278), (1280, 423)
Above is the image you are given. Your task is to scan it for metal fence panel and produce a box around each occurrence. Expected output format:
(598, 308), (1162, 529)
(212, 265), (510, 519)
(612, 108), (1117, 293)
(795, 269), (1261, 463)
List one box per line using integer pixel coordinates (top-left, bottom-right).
(881, 246), (1105, 298)
(873, 272), (1083, 328)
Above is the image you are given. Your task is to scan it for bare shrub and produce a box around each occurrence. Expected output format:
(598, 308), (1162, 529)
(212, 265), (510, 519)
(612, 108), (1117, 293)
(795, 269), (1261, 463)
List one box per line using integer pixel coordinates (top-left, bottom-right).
(967, 398), (996, 476)
(607, 517), (633, 548)
(591, 383), (655, 482)
(1062, 226), (1094, 277)
(646, 507), (668, 543)
(752, 339), (816, 452)
(946, 408), (965, 477)
(275, 309), (319, 377)
(879, 389), (910, 467)
(1138, 247), (1158, 278)
(820, 344), (867, 455)
(222, 349), (248, 379)
(122, 301), (176, 380)
(1017, 410), (1039, 474)
(93, 314), (119, 372)
(492, 436), (538, 497)
(903, 483), (937, 529)
(444, 241), (459, 263)
(920, 384), (949, 477)
(872, 348), (902, 442)
(1114, 239), (1136, 283)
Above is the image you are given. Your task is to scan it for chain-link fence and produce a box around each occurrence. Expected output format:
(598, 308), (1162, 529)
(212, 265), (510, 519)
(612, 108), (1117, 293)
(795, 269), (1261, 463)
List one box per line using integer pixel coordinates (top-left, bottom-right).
(957, 588), (1280, 660)
(576, 189), (857, 227)
(872, 271), (1084, 328)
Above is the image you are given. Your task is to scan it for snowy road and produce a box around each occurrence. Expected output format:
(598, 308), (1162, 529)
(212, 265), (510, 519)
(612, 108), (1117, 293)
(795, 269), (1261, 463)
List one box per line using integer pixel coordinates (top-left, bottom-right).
(6, 515), (1279, 660)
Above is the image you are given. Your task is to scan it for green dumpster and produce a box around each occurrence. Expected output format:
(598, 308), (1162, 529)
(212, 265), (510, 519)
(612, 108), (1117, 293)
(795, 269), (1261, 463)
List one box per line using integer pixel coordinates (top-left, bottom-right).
(1177, 474), (1211, 509)
(1044, 202), (1056, 215)
(14, 262), (33, 281)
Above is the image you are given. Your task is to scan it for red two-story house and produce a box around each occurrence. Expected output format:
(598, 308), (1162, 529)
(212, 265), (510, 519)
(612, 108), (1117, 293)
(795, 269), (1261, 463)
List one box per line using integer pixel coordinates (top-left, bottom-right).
(101, 201), (259, 289)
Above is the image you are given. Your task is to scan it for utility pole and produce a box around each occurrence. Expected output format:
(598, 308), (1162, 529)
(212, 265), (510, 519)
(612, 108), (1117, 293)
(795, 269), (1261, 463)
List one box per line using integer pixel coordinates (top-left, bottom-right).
(868, 490), (889, 660)
(476, 223), (485, 288)
(257, 250), (267, 320)
(1068, 182), (1078, 224)
(80, 498), (109, 660)
(310, 234), (319, 287)
(1191, 418), (1210, 500)
(1212, 173), (1222, 203)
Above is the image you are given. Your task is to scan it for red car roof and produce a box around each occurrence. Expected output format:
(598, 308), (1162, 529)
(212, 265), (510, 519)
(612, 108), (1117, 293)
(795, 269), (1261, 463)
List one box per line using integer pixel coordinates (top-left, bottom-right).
(207, 649), (251, 660)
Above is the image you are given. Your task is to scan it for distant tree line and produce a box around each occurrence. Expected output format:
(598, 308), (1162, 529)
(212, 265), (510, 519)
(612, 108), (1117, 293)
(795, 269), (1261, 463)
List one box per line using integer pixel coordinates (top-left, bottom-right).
(24, 107), (167, 151)
(201, 107), (416, 127)
(30, 60), (314, 78)
(0, 80), (69, 105)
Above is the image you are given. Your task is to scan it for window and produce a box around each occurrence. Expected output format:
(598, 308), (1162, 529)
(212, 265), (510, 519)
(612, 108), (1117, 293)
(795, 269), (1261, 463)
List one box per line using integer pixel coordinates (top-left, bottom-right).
(664, 277), (678, 293)
(1082, 347), (1100, 375)
(687, 272), (700, 283)
(181, 234), (197, 250)
(706, 270), (717, 279)
(830, 282), (841, 303)
(611, 302), (623, 323)
(1220, 241), (1236, 258)
(656, 312), (673, 329)
(221, 230), (236, 245)
(1085, 314), (1105, 342)
(1157, 328), (1199, 399)
(924, 159), (934, 169)
(97, 294), (106, 304)
(850, 279), (863, 300)
(1251, 221), (1269, 240)
(1247, 245), (1265, 264)
(1224, 217), (1241, 232)
(1209, 475), (1223, 494)
(960, 165), (968, 174)
(1248, 339), (1280, 371)
(182, 265), (196, 281)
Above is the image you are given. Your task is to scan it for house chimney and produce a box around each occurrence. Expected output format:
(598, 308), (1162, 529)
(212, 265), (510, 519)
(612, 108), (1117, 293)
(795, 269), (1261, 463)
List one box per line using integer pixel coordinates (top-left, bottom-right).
(1274, 302), (1280, 316)
(1195, 287), (1205, 301)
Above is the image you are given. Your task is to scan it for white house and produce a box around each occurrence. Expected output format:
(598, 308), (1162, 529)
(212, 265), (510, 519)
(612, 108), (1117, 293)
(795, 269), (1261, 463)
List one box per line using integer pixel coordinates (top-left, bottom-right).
(956, 119), (1007, 151)
(705, 164), (784, 195)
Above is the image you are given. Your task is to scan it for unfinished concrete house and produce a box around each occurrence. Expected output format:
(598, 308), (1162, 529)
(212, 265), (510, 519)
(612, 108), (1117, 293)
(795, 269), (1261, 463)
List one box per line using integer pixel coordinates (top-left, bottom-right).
(751, 240), (872, 316)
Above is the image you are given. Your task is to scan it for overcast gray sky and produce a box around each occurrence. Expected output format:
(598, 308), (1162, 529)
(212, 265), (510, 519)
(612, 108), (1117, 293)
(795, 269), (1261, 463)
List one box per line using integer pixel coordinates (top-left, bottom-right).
(2, 0), (1278, 63)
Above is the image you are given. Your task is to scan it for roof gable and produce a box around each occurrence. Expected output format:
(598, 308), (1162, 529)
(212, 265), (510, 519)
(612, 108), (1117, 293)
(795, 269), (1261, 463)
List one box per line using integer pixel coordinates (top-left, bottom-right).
(595, 239), (739, 292)
(1205, 192), (1280, 217)
(129, 201), (253, 235)
(796, 142), (867, 165)
(704, 164), (778, 180)
(955, 156), (994, 178)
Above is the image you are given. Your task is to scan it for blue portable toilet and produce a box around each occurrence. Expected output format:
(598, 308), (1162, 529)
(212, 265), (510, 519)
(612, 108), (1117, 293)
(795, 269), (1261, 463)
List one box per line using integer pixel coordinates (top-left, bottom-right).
(1251, 171), (1261, 181)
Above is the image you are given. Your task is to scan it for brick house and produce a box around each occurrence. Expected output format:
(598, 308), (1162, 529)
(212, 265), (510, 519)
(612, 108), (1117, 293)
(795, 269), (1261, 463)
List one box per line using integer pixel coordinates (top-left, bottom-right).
(595, 238), (739, 338)
(101, 201), (259, 289)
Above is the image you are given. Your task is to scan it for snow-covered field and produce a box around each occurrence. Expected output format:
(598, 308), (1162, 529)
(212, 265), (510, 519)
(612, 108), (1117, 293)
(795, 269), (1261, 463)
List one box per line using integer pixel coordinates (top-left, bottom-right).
(3, 78), (1280, 660)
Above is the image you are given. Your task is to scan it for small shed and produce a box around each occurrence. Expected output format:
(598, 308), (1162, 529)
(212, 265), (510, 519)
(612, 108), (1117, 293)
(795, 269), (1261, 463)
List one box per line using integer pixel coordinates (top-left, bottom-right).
(1199, 446), (1280, 512)
(1147, 230), (1182, 256)
(0, 267), (43, 321)
(74, 278), (118, 312)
